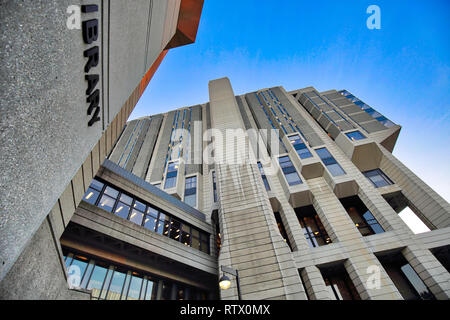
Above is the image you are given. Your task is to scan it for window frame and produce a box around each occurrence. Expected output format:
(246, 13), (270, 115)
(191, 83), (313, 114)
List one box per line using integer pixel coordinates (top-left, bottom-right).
(315, 147), (346, 177)
(278, 155), (302, 186)
(183, 175), (198, 208)
(345, 130), (366, 141)
(288, 133), (313, 159)
(363, 168), (394, 188)
(82, 178), (210, 254)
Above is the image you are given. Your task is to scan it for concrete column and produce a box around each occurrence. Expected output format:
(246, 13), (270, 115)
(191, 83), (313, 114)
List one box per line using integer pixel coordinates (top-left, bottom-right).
(209, 78), (307, 300)
(308, 178), (402, 299)
(402, 246), (450, 299)
(300, 266), (331, 300)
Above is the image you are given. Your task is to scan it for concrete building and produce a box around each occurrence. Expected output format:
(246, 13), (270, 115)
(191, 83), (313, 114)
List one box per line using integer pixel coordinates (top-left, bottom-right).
(0, 0), (204, 299)
(4, 74), (448, 300)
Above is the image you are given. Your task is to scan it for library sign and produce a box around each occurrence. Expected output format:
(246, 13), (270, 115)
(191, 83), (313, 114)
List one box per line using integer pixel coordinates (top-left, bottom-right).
(81, 4), (101, 127)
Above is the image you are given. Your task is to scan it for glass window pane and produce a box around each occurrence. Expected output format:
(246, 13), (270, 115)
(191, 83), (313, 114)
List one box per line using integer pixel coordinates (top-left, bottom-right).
(327, 163), (346, 176)
(315, 147), (331, 160)
(143, 214), (158, 232)
(114, 202), (130, 219)
(90, 179), (104, 191)
(162, 215), (171, 236)
(119, 193), (133, 205)
(170, 219), (181, 241)
(298, 148), (313, 159)
(83, 188), (100, 205)
(133, 200), (146, 212)
(129, 209), (144, 226)
(201, 240), (209, 254)
(181, 231), (191, 246)
(147, 207), (159, 218)
(127, 275), (143, 300)
(164, 176), (176, 189)
(285, 172), (302, 186)
(363, 169), (393, 188)
(145, 279), (158, 300)
(98, 195), (116, 212)
(65, 256), (73, 269)
(104, 186), (119, 199)
(155, 213), (166, 235)
(345, 131), (366, 141)
(87, 265), (108, 298)
(400, 264), (434, 299)
(161, 281), (173, 300)
(191, 237), (200, 250)
(184, 193), (196, 207)
(106, 270), (126, 300)
(369, 223), (385, 234)
(68, 257), (88, 287)
(191, 229), (199, 238)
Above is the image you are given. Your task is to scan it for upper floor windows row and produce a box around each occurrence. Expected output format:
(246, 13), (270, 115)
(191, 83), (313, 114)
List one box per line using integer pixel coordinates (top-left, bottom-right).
(339, 90), (395, 128)
(83, 179), (210, 254)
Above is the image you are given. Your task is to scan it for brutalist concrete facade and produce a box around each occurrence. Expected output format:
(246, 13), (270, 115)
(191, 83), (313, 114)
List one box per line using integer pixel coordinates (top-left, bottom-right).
(68, 77), (449, 300)
(0, 0), (204, 299)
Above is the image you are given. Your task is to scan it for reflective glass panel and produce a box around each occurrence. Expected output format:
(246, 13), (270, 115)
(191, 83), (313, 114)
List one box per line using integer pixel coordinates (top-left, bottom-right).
(114, 202), (130, 219)
(98, 195), (116, 212)
(83, 188), (100, 205)
(106, 270), (126, 300)
(129, 209), (144, 226)
(87, 265), (108, 298)
(127, 275), (143, 300)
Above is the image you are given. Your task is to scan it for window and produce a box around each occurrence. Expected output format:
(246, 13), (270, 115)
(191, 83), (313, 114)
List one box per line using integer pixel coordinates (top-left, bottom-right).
(295, 205), (331, 248)
(106, 269), (127, 300)
(257, 162), (271, 191)
(184, 176), (197, 207)
(86, 263), (109, 299)
(83, 179), (104, 205)
(164, 161), (178, 189)
(63, 249), (208, 300)
(377, 254), (435, 300)
(376, 116), (395, 127)
(354, 100), (370, 110)
(143, 207), (159, 232)
(340, 195), (385, 236)
(161, 281), (173, 300)
(315, 147), (346, 177)
(321, 267), (361, 300)
(278, 156), (302, 186)
(288, 134), (313, 159)
(363, 169), (393, 188)
(273, 212), (292, 251)
(365, 108), (382, 118)
(345, 131), (366, 141)
(82, 179), (210, 253)
(212, 171), (218, 202)
(98, 186), (120, 213)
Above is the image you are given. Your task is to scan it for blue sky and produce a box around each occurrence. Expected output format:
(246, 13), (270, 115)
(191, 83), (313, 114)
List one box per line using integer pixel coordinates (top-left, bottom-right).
(131, 0), (450, 202)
